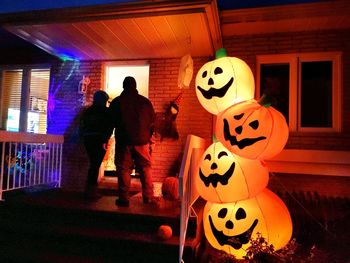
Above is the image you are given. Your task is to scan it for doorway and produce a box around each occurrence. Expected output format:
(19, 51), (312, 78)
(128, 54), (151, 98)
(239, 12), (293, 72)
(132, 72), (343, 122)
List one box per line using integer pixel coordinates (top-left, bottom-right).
(100, 62), (150, 181)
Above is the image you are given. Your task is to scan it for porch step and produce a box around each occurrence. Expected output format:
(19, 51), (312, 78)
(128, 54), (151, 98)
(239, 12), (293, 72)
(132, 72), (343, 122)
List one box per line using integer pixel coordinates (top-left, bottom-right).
(0, 189), (201, 263)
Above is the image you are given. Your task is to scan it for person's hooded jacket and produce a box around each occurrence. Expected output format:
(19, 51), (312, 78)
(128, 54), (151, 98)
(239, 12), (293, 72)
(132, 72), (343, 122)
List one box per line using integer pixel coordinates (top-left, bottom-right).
(79, 90), (113, 144)
(109, 77), (155, 146)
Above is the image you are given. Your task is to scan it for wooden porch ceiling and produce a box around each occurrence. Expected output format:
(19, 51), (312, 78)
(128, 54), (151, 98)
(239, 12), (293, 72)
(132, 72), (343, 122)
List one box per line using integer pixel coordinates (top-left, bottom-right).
(0, 0), (222, 61)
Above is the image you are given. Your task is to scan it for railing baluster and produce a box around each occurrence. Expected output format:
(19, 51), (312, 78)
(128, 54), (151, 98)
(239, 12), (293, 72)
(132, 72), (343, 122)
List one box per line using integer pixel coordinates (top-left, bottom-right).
(18, 143), (23, 187)
(58, 144), (63, 187)
(29, 143), (33, 185)
(12, 143), (17, 190)
(49, 143), (53, 183)
(33, 144), (37, 185)
(0, 142), (5, 200)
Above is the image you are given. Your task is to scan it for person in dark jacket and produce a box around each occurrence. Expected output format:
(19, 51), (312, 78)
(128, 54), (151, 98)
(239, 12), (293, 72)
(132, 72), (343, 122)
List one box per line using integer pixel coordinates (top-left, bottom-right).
(79, 90), (113, 201)
(109, 76), (156, 207)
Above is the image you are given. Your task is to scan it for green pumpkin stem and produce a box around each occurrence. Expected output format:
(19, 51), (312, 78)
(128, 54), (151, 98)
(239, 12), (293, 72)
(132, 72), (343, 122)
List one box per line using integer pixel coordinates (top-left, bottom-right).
(215, 48), (227, 59)
(258, 94), (272, 108)
(212, 134), (218, 143)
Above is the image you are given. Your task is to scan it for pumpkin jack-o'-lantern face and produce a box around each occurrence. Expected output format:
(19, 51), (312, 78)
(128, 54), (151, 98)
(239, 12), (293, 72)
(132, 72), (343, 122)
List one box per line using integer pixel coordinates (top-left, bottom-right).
(223, 110), (267, 150)
(198, 145), (235, 188)
(216, 100), (289, 160)
(203, 189), (293, 259)
(195, 55), (255, 115)
(208, 206), (258, 249)
(195, 142), (269, 203)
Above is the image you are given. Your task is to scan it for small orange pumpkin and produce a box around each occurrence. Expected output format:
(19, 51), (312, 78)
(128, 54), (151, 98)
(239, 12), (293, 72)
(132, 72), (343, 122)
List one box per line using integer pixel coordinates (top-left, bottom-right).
(216, 99), (289, 160)
(162, 177), (179, 201)
(157, 225), (173, 240)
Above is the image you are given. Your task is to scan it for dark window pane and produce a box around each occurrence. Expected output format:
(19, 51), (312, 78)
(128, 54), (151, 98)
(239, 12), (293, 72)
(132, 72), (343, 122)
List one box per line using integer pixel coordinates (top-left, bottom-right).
(260, 64), (289, 123)
(301, 61), (332, 128)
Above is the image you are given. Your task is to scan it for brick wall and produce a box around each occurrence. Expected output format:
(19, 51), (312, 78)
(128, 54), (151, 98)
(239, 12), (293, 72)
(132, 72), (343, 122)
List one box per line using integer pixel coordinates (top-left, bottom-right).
(48, 58), (212, 190)
(47, 60), (104, 191)
(149, 58), (213, 181)
(223, 28), (350, 150)
(47, 28), (350, 191)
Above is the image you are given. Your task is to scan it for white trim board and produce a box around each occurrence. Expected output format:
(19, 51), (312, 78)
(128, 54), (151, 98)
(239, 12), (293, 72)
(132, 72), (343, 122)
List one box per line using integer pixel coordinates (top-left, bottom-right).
(265, 149), (350, 177)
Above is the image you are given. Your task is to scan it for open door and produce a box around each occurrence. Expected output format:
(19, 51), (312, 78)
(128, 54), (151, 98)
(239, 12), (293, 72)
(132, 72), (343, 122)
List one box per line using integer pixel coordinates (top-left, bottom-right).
(100, 62), (150, 181)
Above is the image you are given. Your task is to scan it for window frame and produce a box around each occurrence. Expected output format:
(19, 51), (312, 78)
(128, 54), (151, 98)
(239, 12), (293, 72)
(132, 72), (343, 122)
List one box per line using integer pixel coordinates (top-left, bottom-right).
(104, 60), (150, 99)
(0, 64), (51, 133)
(256, 52), (341, 132)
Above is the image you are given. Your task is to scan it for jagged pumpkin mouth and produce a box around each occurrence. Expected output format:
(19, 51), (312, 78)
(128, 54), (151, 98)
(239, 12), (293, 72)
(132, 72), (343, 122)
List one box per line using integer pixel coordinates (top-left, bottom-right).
(223, 119), (266, 149)
(209, 215), (258, 250)
(197, 77), (234, 99)
(199, 162), (235, 188)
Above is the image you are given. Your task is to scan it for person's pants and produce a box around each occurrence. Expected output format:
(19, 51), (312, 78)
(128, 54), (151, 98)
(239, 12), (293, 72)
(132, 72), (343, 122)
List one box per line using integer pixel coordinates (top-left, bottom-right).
(115, 144), (153, 201)
(84, 136), (106, 189)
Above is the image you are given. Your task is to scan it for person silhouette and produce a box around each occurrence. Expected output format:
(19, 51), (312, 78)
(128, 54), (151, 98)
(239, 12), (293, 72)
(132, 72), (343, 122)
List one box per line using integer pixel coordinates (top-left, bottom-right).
(109, 76), (156, 207)
(79, 90), (112, 201)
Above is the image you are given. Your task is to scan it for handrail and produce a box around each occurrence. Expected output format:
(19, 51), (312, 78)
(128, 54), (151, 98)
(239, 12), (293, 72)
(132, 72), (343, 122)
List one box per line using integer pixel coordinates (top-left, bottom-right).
(178, 134), (206, 263)
(0, 131), (64, 200)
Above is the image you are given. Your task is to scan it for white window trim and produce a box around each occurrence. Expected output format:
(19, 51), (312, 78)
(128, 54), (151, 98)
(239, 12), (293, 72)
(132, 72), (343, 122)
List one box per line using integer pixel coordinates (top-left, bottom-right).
(104, 60), (149, 93)
(256, 52), (341, 132)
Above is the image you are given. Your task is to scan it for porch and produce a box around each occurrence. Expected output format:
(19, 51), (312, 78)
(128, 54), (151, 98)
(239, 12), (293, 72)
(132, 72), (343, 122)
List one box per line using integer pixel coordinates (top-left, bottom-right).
(0, 188), (198, 263)
(1, 131), (350, 262)
(0, 131), (205, 263)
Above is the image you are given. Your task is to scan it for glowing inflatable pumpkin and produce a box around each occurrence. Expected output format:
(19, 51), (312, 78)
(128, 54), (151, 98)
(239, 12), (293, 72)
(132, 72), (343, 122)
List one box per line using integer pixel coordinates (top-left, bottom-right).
(195, 142), (269, 203)
(216, 99), (289, 160)
(195, 48), (255, 115)
(203, 188), (292, 259)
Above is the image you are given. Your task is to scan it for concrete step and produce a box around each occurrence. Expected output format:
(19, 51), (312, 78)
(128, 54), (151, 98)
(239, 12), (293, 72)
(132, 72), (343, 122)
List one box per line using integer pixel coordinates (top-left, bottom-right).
(0, 188), (201, 263)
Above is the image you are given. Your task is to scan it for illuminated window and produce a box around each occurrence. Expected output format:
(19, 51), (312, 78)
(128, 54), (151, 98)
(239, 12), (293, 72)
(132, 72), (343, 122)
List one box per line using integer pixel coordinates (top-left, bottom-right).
(0, 66), (50, 133)
(105, 62), (150, 100)
(257, 52), (341, 132)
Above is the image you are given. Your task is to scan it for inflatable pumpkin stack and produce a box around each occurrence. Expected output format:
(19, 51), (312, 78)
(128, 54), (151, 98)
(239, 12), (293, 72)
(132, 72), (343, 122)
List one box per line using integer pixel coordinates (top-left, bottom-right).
(194, 48), (292, 259)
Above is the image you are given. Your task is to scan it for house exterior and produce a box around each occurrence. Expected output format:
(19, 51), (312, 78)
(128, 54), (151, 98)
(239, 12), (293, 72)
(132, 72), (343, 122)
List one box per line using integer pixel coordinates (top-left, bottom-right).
(0, 0), (349, 195)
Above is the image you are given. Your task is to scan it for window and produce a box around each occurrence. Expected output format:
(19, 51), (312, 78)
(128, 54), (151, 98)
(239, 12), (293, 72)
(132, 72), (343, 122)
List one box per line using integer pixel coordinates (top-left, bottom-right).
(0, 66), (50, 134)
(105, 62), (150, 100)
(257, 52), (341, 132)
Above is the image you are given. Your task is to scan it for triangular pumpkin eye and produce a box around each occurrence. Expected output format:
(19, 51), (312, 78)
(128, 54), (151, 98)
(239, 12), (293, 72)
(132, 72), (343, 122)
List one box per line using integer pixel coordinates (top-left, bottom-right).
(234, 113), (244, 120)
(204, 154), (211, 161)
(249, 120), (259, 130)
(218, 208), (228, 218)
(202, 71), (207, 78)
(235, 208), (246, 220)
(214, 67), (223, 75)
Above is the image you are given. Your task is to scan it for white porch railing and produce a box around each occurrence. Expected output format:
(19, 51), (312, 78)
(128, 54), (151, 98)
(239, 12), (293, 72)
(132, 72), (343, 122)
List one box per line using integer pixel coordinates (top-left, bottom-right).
(0, 130), (64, 200)
(178, 135), (206, 263)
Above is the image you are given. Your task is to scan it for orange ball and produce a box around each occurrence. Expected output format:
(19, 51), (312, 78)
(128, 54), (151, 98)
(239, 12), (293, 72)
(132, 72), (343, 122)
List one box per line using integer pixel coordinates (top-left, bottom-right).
(157, 225), (173, 241)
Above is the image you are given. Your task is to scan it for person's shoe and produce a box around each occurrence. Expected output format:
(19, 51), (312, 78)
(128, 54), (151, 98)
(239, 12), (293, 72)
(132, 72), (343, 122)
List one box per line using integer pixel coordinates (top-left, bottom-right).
(115, 198), (130, 207)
